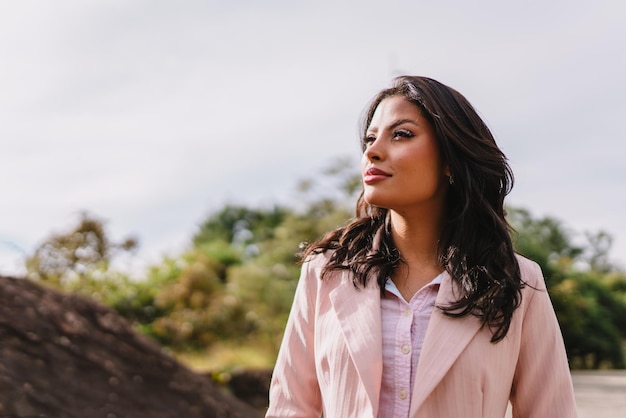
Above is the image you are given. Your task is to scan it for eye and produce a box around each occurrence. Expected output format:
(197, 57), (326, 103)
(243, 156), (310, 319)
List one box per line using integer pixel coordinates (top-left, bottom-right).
(392, 129), (414, 140)
(363, 135), (376, 146)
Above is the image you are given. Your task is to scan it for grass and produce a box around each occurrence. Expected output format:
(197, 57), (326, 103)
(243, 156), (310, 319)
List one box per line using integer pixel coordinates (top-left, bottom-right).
(173, 341), (277, 373)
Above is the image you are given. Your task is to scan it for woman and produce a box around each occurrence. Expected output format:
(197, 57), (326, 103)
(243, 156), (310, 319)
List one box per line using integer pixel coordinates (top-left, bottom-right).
(266, 76), (577, 417)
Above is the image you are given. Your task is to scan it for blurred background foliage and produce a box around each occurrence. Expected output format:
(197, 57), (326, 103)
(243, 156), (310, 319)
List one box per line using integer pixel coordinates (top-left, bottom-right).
(24, 160), (626, 371)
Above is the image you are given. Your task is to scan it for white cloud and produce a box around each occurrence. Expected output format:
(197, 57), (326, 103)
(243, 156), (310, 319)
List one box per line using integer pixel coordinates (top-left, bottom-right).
(1, 0), (625, 275)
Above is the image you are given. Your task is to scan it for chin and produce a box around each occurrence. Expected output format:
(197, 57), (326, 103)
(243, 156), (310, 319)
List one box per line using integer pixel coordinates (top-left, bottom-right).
(363, 194), (391, 209)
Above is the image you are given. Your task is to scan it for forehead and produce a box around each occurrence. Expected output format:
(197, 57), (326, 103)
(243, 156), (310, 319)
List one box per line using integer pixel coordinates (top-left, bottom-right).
(368, 96), (424, 129)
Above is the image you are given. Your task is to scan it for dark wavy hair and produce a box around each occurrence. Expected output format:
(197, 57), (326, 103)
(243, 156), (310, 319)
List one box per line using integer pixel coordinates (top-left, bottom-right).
(303, 76), (523, 343)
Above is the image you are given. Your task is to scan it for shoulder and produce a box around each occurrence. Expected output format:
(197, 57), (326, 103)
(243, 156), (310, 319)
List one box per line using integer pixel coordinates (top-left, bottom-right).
(515, 253), (546, 291)
(298, 249), (353, 293)
(514, 253), (555, 321)
(298, 249), (342, 286)
(301, 250), (333, 274)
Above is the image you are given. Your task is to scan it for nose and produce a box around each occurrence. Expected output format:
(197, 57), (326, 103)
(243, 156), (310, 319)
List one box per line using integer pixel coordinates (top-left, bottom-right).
(363, 138), (383, 161)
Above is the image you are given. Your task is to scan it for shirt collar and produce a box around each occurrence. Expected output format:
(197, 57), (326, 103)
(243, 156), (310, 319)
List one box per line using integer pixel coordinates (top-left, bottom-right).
(384, 271), (444, 299)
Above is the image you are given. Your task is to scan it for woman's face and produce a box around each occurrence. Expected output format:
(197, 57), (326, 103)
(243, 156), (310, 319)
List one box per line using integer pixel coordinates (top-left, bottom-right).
(360, 95), (449, 213)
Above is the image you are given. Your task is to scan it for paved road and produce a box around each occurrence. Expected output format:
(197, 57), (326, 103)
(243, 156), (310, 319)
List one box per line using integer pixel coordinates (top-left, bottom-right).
(505, 370), (626, 417)
(571, 370), (626, 418)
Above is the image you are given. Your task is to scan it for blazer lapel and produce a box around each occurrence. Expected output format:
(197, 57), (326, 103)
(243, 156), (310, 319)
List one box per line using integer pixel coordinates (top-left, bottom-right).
(409, 272), (483, 415)
(329, 273), (383, 413)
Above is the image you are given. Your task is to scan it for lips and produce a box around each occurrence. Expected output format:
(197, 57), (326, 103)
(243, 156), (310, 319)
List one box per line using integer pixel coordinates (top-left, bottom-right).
(363, 167), (391, 184)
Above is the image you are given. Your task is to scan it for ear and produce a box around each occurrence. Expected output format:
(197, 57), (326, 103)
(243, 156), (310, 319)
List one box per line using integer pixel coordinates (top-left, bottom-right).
(443, 163), (451, 178)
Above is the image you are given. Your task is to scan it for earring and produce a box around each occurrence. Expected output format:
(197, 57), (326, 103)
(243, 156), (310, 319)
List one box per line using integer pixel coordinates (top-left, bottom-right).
(448, 175), (454, 185)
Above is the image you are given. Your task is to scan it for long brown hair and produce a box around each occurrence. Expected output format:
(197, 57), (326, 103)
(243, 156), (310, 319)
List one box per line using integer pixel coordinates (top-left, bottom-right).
(303, 76), (522, 343)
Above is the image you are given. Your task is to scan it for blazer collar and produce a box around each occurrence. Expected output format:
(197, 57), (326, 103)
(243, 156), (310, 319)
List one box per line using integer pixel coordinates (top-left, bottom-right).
(329, 271), (383, 414)
(409, 271), (483, 415)
(327, 264), (483, 416)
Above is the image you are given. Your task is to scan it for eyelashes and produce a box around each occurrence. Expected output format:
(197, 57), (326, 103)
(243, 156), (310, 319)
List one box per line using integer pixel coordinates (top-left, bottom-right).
(393, 129), (414, 139)
(362, 129), (415, 146)
(363, 135), (376, 145)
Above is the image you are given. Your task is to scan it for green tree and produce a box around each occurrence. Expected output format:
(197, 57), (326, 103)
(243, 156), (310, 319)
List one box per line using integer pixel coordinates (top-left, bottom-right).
(509, 207), (626, 369)
(584, 230), (614, 273)
(26, 212), (138, 287)
(193, 205), (290, 250)
(551, 273), (626, 369)
(508, 207), (583, 280)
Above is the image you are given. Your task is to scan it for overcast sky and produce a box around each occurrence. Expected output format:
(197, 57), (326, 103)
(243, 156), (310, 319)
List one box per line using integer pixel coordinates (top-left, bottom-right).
(1, 0), (625, 276)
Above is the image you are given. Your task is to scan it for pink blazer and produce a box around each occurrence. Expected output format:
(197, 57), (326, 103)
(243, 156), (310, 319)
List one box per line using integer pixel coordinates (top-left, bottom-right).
(266, 253), (578, 418)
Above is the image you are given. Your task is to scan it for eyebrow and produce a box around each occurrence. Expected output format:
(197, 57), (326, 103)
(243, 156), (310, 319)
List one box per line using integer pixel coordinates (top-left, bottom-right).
(389, 119), (419, 130)
(367, 118), (420, 133)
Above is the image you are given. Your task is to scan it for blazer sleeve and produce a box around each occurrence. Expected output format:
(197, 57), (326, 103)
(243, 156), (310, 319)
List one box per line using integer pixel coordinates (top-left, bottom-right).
(266, 257), (323, 418)
(510, 260), (578, 418)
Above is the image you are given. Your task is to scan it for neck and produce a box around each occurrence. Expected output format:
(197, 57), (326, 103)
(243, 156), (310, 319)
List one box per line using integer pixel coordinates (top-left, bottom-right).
(389, 209), (444, 266)
(388, 208), (445, 297)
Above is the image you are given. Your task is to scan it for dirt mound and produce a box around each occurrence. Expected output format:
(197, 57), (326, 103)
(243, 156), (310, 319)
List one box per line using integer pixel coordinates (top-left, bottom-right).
(0, 275), (263, 418)
(220, 369), (272, 411)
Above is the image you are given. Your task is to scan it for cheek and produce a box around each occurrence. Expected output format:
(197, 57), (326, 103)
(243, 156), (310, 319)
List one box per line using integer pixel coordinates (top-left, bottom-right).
(403, 151), (444, 185)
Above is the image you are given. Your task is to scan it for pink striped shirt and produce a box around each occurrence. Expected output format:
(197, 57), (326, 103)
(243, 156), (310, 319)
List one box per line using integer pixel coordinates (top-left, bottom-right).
(377, 273), (443, 418)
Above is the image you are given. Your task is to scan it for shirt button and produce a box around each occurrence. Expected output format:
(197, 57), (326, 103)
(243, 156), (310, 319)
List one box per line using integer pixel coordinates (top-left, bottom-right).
(401, 344), (410, 354)
(403, 308), (412, 317)
(399, 389), (408, 400)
